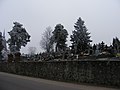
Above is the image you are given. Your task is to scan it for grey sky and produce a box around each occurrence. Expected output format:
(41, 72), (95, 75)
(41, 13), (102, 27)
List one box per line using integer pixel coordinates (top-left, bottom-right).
(0, 0), (120, 53)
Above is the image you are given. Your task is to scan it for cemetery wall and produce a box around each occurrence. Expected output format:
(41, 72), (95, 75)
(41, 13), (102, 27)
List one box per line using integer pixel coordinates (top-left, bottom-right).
(0, 60), (120, 87)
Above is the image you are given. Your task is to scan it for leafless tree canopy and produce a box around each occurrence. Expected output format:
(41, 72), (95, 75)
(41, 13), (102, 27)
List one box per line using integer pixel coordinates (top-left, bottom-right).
(40, 26), (53, 53)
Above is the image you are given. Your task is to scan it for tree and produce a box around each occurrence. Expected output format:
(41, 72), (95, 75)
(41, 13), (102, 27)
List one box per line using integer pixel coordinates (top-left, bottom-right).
(40, 26), (53, 53)
(113, 37), (120, 54)
(7, 22), (31, 53)
(70, 17), (92, 54)
(100, 41), (105, 52)
(28, 47), (36, 55)
(0, 32), (4, 60)
(52, 24), (68, 52)
(93, 44), (96, 54)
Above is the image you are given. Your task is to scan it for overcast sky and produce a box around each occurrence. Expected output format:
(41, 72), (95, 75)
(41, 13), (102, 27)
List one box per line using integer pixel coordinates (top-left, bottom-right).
(0, 0), (120, 53)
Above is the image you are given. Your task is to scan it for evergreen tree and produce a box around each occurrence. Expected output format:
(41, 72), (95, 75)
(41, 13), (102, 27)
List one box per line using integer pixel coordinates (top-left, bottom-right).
(7, 22), (31, 53)
(0, 32), (4, 60)
(113, 37), (120, 53)
(100, 41), (105, 52)
(70, 17), (92, 54)
(93, 44), (96, 54)
(52, 24), (68, 52)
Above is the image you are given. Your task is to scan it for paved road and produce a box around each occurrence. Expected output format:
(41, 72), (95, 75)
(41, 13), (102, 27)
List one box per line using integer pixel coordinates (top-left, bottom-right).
(0, 72), (119, 90)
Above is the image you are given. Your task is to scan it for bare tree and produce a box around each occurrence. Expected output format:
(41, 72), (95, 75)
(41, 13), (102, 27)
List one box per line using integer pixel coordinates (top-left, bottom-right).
(40, 26), (53, 53)
(28, 47), (36, 55)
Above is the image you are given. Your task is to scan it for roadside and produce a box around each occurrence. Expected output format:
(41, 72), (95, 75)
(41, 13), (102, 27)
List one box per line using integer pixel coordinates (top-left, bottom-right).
(0, 72), (119, 90)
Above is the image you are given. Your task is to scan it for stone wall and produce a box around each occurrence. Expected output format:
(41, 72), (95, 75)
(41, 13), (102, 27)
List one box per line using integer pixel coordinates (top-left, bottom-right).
(0, 61), (120, 87)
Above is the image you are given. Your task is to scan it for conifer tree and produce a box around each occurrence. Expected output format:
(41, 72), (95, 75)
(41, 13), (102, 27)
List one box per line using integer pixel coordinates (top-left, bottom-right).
(113, 37), (120, 53)
(0, 32), (4, 60)
(52, 24), (68, 52)
(7, 22), (31, 53)
(70, 17), (92, 54)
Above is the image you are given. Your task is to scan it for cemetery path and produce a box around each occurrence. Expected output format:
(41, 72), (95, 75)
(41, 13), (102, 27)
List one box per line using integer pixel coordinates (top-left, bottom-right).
(0, 72), (119, 90)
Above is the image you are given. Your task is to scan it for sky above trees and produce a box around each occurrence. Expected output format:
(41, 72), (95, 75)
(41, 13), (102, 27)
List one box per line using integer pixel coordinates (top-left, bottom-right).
(0, 0), (120, 53)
